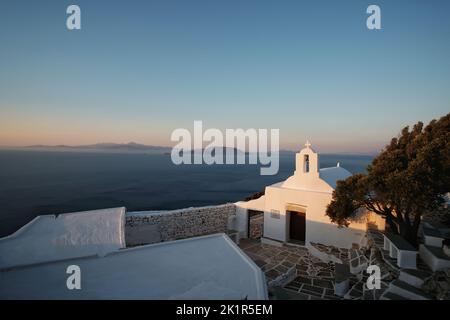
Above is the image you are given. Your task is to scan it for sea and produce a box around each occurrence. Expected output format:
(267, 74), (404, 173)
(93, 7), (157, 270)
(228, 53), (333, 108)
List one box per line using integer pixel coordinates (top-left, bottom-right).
(0, 150), (374, 237)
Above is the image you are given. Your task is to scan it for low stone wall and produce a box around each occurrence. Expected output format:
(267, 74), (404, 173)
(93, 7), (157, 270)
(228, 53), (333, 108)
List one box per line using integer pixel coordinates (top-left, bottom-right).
(125, 204), (236, 246)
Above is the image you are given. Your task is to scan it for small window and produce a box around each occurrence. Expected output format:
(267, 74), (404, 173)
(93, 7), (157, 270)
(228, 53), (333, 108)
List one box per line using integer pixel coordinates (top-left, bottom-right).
(304, 155), (310, 173)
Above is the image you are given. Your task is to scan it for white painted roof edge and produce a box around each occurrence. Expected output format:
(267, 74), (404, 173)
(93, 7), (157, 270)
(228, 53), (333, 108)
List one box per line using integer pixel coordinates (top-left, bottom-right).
(0, 215), (54, 241)
(219, 234), (268, 300)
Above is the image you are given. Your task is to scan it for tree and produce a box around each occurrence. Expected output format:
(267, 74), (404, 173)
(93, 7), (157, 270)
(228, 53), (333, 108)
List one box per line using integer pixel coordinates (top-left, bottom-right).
(326, 113), (450, 246)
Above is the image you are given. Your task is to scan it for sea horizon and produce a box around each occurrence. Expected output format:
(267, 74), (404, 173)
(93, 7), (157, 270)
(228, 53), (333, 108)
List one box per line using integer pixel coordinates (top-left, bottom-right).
(0, 149), (374, 237)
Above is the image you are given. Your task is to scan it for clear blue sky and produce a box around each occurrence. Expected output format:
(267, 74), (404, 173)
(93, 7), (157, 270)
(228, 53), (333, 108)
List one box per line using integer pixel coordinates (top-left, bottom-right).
(0, 0), (449, 153)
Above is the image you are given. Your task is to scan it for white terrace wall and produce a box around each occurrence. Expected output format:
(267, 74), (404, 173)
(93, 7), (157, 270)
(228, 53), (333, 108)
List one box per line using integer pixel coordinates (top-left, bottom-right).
(125, 204), (236, 246)
(0, 207), (126, 269)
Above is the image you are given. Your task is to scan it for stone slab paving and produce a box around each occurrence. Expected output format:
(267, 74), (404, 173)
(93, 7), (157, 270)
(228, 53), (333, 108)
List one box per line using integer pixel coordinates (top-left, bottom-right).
(310, 242), (351, 264)
(240, 224), (445, 300)
(239, 238), (394, 300)
(239, 239), (343, 300)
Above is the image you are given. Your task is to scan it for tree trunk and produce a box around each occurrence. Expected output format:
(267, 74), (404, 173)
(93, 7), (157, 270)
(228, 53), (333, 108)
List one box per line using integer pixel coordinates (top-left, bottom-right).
(385, 214), (399, 234)
(398, 219), (419, 247)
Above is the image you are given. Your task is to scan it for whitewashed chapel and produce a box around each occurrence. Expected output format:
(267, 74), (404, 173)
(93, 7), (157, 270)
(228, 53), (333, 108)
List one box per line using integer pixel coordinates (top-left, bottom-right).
(236, 142), (384, 249)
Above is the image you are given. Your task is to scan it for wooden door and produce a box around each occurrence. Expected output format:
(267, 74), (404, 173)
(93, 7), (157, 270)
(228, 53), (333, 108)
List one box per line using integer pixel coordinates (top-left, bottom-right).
(289, 211), (305, 241)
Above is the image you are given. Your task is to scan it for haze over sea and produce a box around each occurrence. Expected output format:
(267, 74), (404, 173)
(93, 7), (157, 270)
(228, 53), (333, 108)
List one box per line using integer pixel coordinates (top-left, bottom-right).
(0, 150), (374, 237)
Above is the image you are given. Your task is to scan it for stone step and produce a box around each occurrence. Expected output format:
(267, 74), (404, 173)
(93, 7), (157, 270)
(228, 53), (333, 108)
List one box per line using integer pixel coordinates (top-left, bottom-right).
(380, 291), (411, 300)
(348, 250), (368, 274)
(379, 250), (400, 272)
(399, 269), (432, 288)
(388, 279), (433, 300)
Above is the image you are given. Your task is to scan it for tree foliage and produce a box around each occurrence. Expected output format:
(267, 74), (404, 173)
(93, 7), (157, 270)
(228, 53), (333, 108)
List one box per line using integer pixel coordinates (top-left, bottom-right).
(326, 113), (450, 245)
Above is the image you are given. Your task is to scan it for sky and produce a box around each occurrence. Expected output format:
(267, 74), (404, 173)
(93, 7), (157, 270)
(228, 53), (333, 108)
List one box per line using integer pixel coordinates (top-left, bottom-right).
(0, 0), (449, 153)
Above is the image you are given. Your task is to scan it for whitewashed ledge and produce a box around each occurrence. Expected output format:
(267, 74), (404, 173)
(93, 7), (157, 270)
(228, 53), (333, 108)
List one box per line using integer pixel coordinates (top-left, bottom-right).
(0, 207), (126, 270)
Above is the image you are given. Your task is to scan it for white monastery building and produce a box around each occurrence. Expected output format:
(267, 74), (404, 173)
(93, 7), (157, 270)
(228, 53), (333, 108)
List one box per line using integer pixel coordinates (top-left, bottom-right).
(236, 142), (384, 249)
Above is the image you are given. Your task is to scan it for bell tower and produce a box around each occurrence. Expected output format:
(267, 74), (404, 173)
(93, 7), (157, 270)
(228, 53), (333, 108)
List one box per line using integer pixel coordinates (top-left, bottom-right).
(295, 141), (319, 178)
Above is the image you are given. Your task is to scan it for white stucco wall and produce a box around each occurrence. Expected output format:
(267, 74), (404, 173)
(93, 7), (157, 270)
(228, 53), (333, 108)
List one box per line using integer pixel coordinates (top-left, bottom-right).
(0, 207), (126, 269)
(263, 185), (368, 249)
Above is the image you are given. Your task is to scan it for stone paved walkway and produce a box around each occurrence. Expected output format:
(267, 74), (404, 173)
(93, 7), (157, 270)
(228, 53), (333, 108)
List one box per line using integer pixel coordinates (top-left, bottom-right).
(238, 239), (343, 300)
(310, 242), (351, 264)
(239, 224), (444, 300)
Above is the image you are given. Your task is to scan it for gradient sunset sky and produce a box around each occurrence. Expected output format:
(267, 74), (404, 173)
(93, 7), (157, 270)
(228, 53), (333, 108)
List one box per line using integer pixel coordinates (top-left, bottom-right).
(0, 0), (449, 153)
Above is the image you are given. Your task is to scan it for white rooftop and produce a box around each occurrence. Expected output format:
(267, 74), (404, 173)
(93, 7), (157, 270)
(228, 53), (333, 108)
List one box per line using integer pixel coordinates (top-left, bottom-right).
(319, 166), (352, 189)
(0, 207), (126, 269)
(0, 233), (267, 300)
